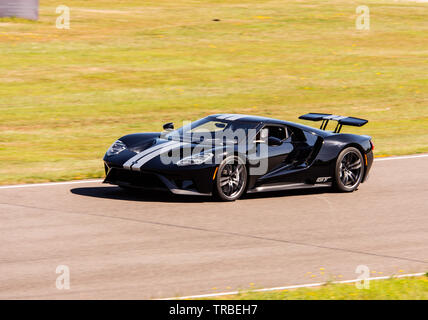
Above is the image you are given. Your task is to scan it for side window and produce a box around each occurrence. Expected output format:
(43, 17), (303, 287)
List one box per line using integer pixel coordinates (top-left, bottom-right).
(288, 126), (306, 142)
(265, 125), (288, 141)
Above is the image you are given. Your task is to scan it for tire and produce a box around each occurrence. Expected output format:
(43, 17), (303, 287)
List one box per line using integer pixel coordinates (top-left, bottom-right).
(333, 147), (365, 192)
(214, 155), (247, 201)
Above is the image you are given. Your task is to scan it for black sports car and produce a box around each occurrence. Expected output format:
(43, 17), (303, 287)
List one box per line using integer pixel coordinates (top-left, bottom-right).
(103, 113), (373, 201)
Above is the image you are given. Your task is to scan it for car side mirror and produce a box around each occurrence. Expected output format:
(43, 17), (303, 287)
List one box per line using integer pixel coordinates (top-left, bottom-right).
(163, 122), (174, 131)
(268, 136), (282, 146)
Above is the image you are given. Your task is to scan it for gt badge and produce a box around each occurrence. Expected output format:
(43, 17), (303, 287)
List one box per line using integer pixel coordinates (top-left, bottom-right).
(316, 177), (331, 183)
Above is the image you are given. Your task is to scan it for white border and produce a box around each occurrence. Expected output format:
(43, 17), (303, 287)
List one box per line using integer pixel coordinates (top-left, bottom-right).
(160, 272), (426, 300)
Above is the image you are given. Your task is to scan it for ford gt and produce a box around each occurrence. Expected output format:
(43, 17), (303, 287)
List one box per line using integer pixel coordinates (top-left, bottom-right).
(103, 113), (374, 201)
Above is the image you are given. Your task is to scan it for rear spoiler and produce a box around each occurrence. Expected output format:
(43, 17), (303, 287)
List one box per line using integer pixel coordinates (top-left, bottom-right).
(299, 113), (368, 133)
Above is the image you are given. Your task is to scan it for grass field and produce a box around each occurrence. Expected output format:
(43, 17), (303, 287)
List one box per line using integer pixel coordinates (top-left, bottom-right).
(0, 0), (427, 184)
(206, 275), (428, 300)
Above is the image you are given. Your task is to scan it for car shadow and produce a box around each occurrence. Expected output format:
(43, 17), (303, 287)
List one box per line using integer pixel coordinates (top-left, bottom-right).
(70, 185), (334, 203)
(242, 187), (333, 200)
(70, 186), (209, 203)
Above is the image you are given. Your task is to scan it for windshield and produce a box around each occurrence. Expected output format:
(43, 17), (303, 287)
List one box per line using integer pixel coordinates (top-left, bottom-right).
(164, 117), (258, 145)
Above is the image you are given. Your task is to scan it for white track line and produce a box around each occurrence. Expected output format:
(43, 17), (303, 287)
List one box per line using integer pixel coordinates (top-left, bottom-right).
(0, 179), (103, 189)
(0, 154), (426, 190)
(160, 272), (426, 300)
(375, 154), (428, 161)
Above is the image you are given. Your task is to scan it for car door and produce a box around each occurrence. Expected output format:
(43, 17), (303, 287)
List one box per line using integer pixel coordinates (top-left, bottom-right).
(257, 124), (294, 173)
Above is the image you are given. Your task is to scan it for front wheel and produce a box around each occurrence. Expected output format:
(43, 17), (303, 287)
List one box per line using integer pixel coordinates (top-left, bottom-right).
(214, 156), (247, 201)
(333, 147), (365, 192)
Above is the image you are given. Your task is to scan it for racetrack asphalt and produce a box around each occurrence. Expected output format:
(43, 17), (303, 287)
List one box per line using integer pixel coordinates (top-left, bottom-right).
(0, 155), (427, 299)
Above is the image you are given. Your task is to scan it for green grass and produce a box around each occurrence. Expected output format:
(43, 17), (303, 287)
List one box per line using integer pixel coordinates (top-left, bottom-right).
(205, 276), (428, 300)
(0, 0), (427, 184)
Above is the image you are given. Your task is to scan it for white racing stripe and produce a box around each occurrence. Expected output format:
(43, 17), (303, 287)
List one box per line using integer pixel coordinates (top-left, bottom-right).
(325, 115), (347, 120)
(0, 154), (426, 190)
(132, 141), (186, 171)
(226, 114), (247, 121)
(123, 140), (178, 170)
(160, 272), (425, 300)
(216, 114), (246, 121)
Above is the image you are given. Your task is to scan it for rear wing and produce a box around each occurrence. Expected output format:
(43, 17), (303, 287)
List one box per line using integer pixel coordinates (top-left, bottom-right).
(299, 113), (368, 133)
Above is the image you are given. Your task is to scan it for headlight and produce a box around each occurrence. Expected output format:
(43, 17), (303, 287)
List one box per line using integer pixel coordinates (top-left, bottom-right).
(176, 153), (214, 166)
(106, 140), (126, 156)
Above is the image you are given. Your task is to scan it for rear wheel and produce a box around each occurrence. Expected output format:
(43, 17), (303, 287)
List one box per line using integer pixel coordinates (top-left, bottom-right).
(214, 156), (247, 201)
(333, 147), (364, 192)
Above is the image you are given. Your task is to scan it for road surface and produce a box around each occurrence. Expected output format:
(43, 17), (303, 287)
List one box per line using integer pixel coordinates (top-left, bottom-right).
(0, 155), (427, 299)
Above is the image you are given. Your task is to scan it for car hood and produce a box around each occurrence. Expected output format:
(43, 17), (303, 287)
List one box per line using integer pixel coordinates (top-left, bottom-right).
(105, 134), (227, 171)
